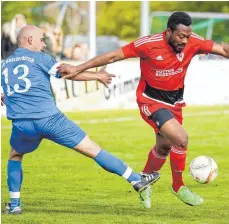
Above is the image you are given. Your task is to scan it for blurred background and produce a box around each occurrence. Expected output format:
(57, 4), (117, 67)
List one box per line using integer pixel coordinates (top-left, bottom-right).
(2, 1), (229, 60)
(1, 1), (229, 111)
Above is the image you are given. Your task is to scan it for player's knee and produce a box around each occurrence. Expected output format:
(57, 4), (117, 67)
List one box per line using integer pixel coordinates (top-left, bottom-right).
(9, 148), (23, 161)
(175, 132), (188, 149)
(74, 135), (102, 158)
(157, 144), (172, 157)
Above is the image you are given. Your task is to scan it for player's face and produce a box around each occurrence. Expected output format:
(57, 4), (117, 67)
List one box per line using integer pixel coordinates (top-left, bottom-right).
(167, 24), (192, 53)
(31, 30), (46, 52)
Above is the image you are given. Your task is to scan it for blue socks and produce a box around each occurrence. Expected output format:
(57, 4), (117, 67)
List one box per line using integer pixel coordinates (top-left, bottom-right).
(7, 160), (23, 208)
(94, 149), (141, 183)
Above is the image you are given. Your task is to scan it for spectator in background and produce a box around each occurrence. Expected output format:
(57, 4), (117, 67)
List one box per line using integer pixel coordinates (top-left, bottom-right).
(53, 27), (64, 60)
(80, 43), (89, 60)
(71, 44), (82, 60)
(39, 22), (55, 57)
(10, 14), (27, 45)
(71, 43), (89, 61)
(1, 22), (17, 59)
(1, 14), (26, 59)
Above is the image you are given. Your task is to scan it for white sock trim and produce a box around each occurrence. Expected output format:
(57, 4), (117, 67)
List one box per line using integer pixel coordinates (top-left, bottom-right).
(10, 191), (20, 198)
(171, 146), (186, 154)
(122, 167), (133, 179)
(151, 147), (167, 159)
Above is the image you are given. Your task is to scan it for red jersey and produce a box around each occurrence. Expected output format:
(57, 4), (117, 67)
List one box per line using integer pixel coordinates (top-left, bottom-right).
(122, 32), (214, 107)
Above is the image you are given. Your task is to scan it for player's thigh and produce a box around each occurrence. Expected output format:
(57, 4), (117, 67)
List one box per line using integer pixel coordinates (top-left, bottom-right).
(141, 106), (188, 148)
(140, 106), (173, 155)
(154, 110), (188, 148)
(41, 112), (87, 150)
(10, 120), (42, 154)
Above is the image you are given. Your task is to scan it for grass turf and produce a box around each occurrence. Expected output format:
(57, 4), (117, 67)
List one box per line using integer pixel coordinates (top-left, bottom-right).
(1, 105), (229, 224)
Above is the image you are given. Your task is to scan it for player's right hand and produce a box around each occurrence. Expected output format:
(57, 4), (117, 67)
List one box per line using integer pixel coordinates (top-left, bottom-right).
(57, 63), (81, 79)
(97, 66), (116, 88)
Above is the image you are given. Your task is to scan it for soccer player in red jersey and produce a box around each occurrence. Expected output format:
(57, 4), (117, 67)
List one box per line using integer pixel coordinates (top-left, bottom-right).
(58, 12), (229, 207)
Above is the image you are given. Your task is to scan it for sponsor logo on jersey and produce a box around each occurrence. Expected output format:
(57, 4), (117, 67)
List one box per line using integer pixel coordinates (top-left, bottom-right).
(155, 67), (183, 77)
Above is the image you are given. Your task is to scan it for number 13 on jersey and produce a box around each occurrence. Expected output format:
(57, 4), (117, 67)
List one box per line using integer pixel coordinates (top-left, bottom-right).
(2, 64), (31, 96)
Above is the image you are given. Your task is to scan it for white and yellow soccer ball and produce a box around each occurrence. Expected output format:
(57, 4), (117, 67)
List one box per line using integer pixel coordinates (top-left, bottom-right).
(189, 156), (218, 184)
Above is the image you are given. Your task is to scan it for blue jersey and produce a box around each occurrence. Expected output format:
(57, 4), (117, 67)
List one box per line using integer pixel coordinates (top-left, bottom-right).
(1, 48), (61, 119)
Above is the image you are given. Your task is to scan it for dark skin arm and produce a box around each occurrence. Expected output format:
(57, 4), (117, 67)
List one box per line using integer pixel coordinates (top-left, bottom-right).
(65, 66), (115, 88)
(57, 48), (126, 79)
(209, 43), (229, 59)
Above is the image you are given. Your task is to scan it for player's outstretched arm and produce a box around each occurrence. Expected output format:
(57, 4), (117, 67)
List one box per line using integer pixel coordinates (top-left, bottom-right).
(210, 43), (229, 59)
(68, 66), (115, 88)
(57, 48), (125, 79)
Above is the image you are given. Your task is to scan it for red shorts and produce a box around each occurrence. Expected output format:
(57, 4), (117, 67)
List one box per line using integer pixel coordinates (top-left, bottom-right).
(138, 102), (183, 134)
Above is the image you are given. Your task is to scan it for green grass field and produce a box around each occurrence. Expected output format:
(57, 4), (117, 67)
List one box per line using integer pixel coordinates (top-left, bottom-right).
(1, 106), (229, 224)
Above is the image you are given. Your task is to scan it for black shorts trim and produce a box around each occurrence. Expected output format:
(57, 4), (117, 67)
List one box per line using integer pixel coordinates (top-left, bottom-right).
(148, 108), (174, 129)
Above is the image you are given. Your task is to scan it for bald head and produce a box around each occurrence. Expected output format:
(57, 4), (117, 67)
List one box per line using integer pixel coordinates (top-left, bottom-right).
(17, 25), (39, 44)
(17, 25), (46, 52)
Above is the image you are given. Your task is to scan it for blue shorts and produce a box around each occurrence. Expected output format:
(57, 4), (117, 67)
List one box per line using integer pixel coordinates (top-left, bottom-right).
(10, 112), (86, 154)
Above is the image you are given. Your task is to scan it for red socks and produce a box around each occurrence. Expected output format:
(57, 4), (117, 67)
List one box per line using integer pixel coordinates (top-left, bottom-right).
(143, 145), (187, 193)
(143, 146), (166, 173)
(170, 146), (187, 192)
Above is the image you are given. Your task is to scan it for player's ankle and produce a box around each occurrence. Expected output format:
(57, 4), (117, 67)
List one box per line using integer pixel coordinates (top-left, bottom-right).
(172, 183), (184, 193)
(11, 198), (21, 208)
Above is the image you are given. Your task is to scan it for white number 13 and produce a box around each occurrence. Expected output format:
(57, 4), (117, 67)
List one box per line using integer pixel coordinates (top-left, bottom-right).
(2, 64), (31, 96)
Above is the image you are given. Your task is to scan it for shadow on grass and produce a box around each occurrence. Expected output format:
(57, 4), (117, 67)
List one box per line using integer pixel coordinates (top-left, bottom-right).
(22, 201), (186, 220)
(2, 200), (227, 224)
(25, 203), (148, 215)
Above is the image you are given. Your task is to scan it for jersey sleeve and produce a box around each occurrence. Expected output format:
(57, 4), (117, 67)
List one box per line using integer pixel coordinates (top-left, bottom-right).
(197, 40), (214, 54)
(39, 53), (61, 78)
(122, 36), (150, 58)
(191, 33), (214, 54)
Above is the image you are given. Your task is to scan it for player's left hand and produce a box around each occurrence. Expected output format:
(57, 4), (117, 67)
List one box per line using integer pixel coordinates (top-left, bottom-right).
(97, 66), (116, 88)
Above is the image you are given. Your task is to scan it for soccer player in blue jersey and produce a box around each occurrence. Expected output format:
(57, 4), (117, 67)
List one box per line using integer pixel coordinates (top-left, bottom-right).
(1, 25), (159, 214)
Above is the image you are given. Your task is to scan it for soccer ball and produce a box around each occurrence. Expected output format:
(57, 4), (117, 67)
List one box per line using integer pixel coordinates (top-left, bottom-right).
(189, 156), (218, 184)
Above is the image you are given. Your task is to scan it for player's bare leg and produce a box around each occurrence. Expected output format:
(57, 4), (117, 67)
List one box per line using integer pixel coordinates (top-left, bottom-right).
(6, 148), (24, 214)
(159, 118), (204, 206)
(73, 135), (160, 203)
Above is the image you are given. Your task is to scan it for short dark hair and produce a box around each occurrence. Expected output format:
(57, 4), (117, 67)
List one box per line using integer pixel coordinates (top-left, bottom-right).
(167, 12), (192, 31)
